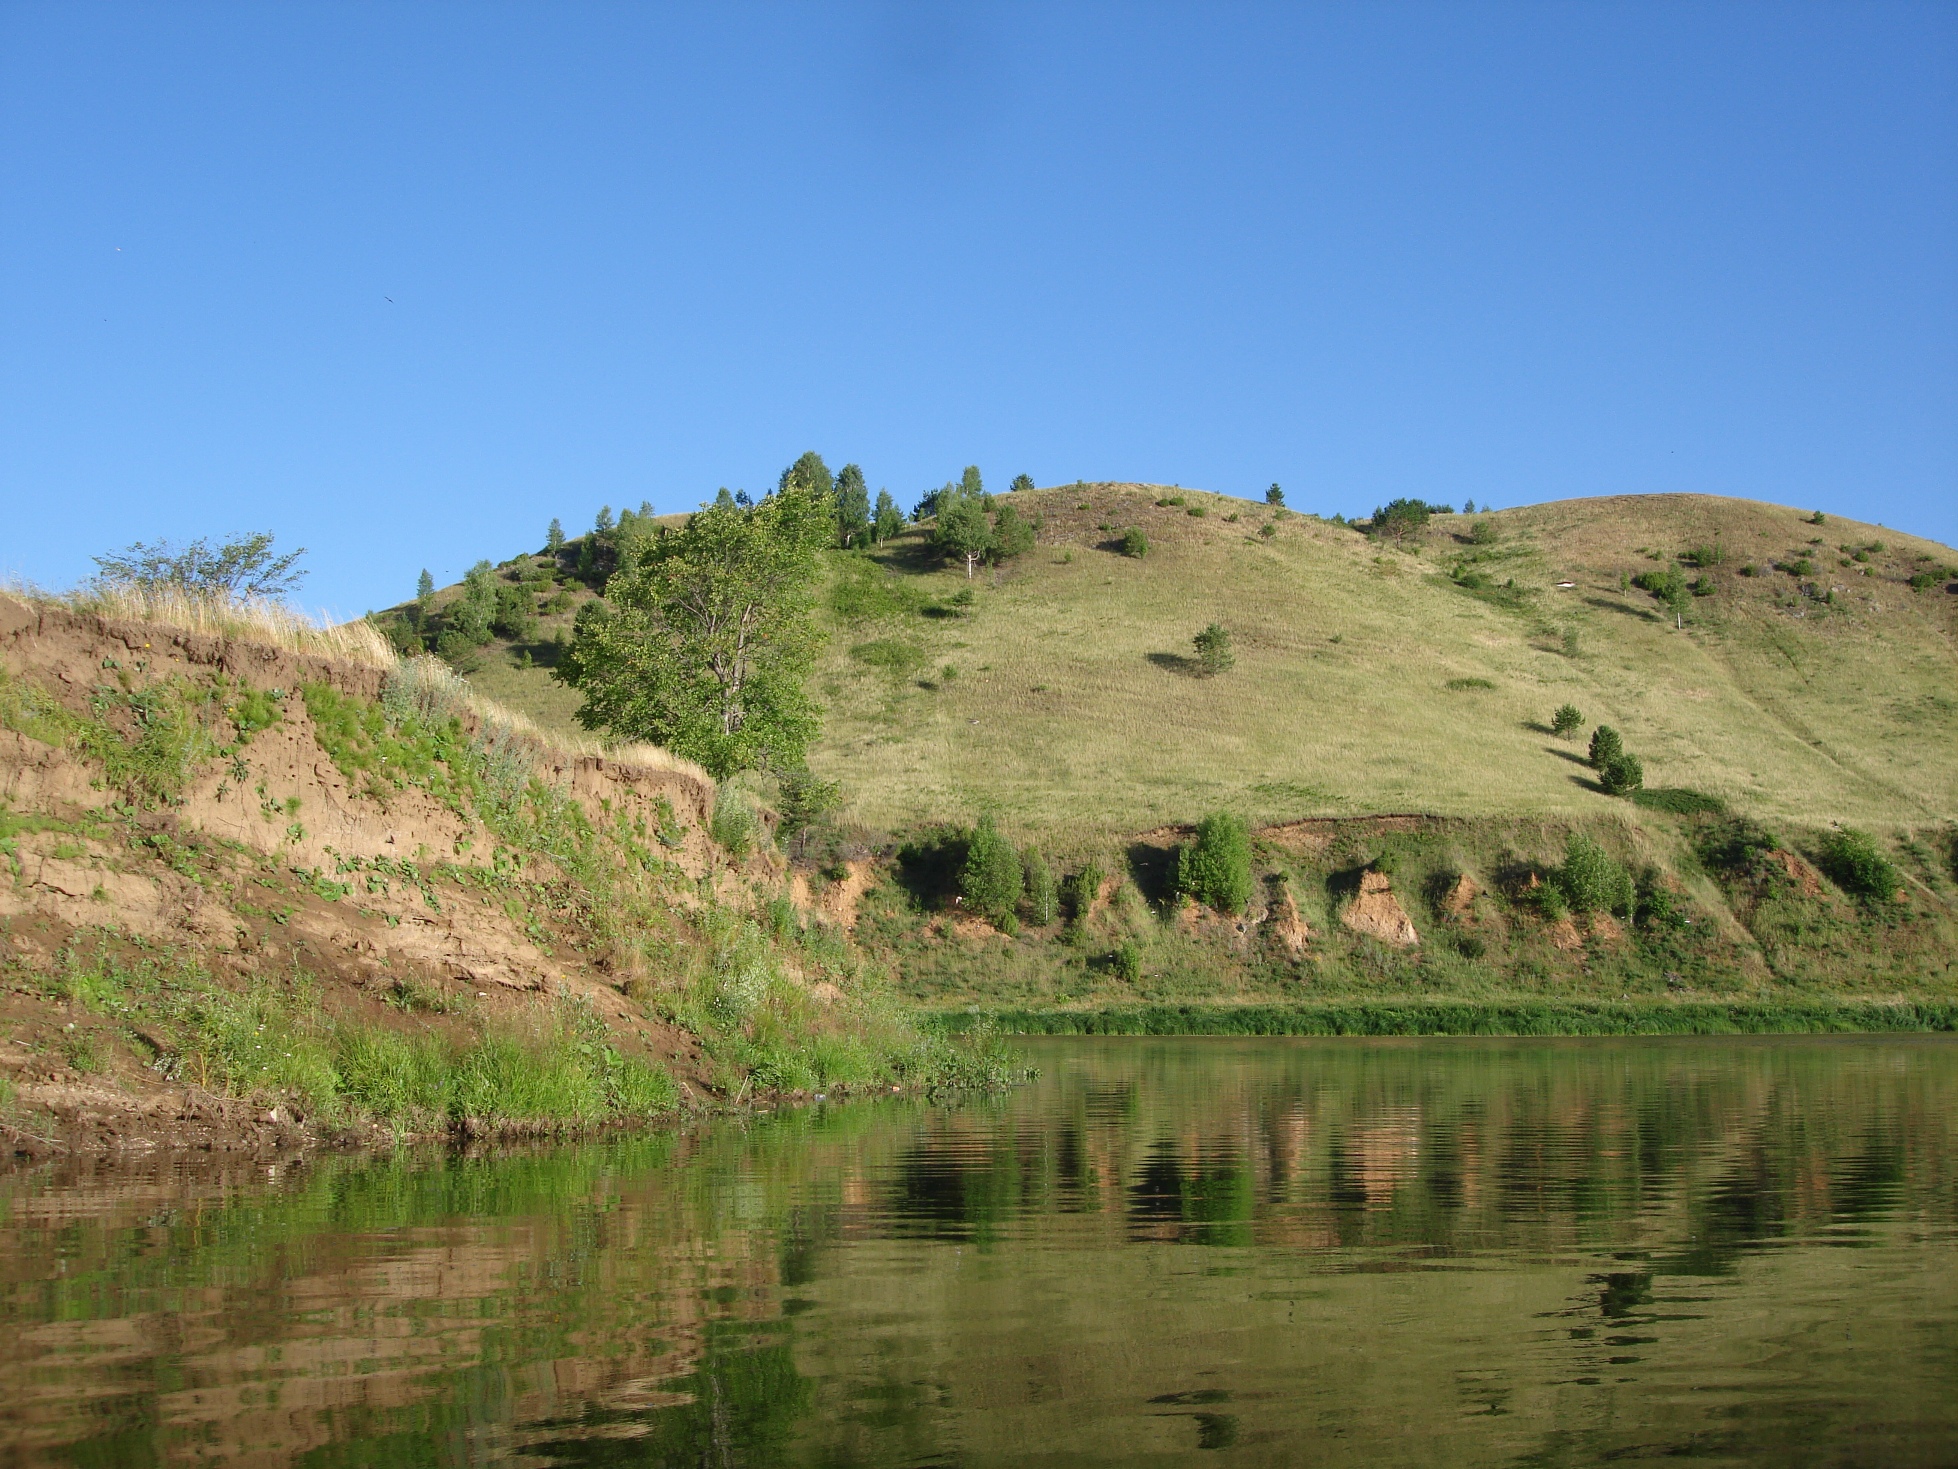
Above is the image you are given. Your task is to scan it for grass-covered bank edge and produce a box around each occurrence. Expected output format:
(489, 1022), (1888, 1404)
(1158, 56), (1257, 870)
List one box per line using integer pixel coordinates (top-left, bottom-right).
(927, 1000), (1958, 1037)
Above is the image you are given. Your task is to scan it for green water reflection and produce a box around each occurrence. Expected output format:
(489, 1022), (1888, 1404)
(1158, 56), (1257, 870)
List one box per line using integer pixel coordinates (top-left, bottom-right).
(1, 1036), (1954, 1465)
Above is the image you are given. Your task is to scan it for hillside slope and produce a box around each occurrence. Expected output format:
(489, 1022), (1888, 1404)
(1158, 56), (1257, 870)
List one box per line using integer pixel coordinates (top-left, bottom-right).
(813, 487), (1956, 840)
(419, 487), (1955, 843)
(0, 593), (984, 1157)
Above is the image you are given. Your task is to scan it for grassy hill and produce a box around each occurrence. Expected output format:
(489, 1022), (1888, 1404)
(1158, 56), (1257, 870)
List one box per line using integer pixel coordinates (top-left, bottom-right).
(431, 485), (1958, 844)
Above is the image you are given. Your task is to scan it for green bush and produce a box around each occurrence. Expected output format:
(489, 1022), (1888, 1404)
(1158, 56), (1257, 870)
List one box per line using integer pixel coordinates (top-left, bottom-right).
(1819, 828), (1900, 901)
(1598, 751), (1644, 796)
(1193, 623), (1234, 676)
(1121, 527), (1149, 558)
(1022, 848), (1059, 926)
(1469, 518), (1498, 545)
(1113, 941), (1142, 982)
(1177, 812), (1253, 914)
(960, 814), (1022, 924)
(1557, 834), (1634, 915)
(1588, 725), (1623, 770)
(1551, 703), (1584, 738)
(710, 789), (760, 857)
(1066, 861), (1104, 927)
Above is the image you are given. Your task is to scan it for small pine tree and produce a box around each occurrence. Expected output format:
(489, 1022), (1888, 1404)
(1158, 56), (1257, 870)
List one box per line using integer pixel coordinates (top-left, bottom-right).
(595, 505), (614, 533)
(1551, 704), (1584, 738)
(1598, 751), (1644, 796)
(960, 815), (1022, 925)
(1588, 725), (1623, 771)
(1193, 623), (1234, 676)
(991, 502), (1036, 564)
(1177, 812), (1253, 913)
(1266, 484), (1284, 506)
(1022, 848), (1058, 926)
(415, 568), (435, 614)
(1259, 522), (1276, 541)
(1066, 861), (1104, 926)
(545, 519), (565, 553)
(1008, 473), (1035, 495)
(1112, 940), (1141, 982)
(1463, 498), (1476, 513)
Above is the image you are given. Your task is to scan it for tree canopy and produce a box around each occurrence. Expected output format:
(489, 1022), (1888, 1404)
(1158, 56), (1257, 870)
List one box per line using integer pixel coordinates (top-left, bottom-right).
(555, 483), (832, 777)
(834, 463), (871, 546)
(91, 532), (308, 600)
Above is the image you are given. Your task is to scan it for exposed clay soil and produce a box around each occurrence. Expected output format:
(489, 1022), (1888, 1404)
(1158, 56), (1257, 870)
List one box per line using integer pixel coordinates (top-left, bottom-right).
(0, 595), (777, 1163)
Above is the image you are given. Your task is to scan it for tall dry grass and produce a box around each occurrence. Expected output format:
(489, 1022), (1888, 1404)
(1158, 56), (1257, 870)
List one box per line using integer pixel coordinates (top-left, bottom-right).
(11, 582), (709, 786)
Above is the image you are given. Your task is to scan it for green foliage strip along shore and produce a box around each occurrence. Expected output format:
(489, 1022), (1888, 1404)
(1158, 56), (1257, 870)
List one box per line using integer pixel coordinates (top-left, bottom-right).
(938, 1000), (1958, 1037)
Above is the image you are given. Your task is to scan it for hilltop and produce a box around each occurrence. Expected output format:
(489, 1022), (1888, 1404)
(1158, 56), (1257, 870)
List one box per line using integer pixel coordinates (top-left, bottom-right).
(405, 485), (1958, 840)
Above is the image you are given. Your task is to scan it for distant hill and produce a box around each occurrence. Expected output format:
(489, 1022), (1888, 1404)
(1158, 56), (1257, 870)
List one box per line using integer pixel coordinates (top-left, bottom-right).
(396, 486), (1958, 842)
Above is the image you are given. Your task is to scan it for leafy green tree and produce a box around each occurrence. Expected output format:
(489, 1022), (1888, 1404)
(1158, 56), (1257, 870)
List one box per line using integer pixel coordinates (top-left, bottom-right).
(873, 490), (904, 542)
(1266, 484), (1284, 506)
(834, 463), (871, 547)
(1022, 848), (1058, 926)
(1193, 623), (1234, 675)
(555, 482), (832, 777)
(1008, 473), (1035, 495)
(92, 531), (308, 600)
(989, 502), (1035, 564)
(492, 582), (537, 642)
(545, 519), (565, 553)
(1551, 703), (1584, 738)
(1371, 498), (1431, 545)
(1121, 527), (1149, 558)
(1598, 751), (1644, 796)
(1588, 725), (1623, 770)
(1557, 834), (1634, 914)
(415, 569), (436, 618)
(595, 506), (614, 533)
(1113, 940), (1141, 981)
(1178, 812), (1253, 913)
(1469, 518), (1499, 545)
(450, 561), (498, 646)
(960, 814), (1022, 925)
(960, 465), (984, 501)
(780, 451), (834, 503)
(934, 486), (995, 578)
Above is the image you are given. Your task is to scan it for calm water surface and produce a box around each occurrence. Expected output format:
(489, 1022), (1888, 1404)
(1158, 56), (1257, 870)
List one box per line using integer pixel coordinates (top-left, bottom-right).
(2, 1036), (1955, 1467)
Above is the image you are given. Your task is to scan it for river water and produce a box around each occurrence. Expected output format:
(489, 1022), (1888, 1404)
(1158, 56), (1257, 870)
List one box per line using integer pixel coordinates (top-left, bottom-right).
(1, 1035), (1954, 1466)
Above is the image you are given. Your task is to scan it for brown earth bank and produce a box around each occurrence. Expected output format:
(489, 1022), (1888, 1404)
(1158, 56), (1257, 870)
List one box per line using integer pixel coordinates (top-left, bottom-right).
(0, 595), (991, 1166)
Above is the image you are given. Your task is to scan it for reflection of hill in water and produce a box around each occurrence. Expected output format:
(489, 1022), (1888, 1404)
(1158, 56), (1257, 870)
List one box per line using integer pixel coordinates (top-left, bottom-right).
(1, 1037), (1954, 1466)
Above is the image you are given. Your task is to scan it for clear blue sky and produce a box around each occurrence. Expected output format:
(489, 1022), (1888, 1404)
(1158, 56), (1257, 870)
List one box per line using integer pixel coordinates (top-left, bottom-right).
(4, 2), (1954, 615)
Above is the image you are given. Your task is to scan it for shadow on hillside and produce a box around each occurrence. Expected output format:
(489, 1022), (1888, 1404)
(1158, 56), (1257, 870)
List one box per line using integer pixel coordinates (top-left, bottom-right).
(870, 537), (945, 578)
(1544, 747), (1591, 766)
(1584, 596), (1660, 622)
(1521, 719), (1555, 735)
(1145, 652), (1202, 676)
(893, 830), (967, 911)
(1568, 773), (1610, 795)
(1125, 841), (1180, 911)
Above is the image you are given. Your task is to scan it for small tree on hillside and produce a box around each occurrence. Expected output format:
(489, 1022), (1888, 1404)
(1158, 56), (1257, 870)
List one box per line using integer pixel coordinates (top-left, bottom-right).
(92, 531), (308, 600)
(960, 815), (1022, 926)
(1022, 848), (1058, 926)
(959, 465), (984, 501)
(989, 502), (1036, 565)
(1178, 812), (1253, 914)
(1121, 527), (1149, 558)
(1371, 498), (1432, 546)
(1598, 751), (1644, 796)
(1557, 834), (1634, 914)
(595, 506), (614, 533)
(545, 519), (566, 553)
(873, 490), (904, 542)
(834, 463), (871, 547)
(1267, 484), (1284, 506)
(1819, 828), (1901, 901)
(780, 451), (834, 503)
(415, 569), (436, 618)
(1193, 623), (1234, 676)
(1008, 473), (1035, 495)
(1552, 704), (1584, 738)
(934, 489), (994, 578)
(1588, 725), (1623, 771)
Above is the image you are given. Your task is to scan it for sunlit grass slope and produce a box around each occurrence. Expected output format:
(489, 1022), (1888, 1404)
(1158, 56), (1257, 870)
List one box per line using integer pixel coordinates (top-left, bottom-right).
(805, 486), (1957, 840)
